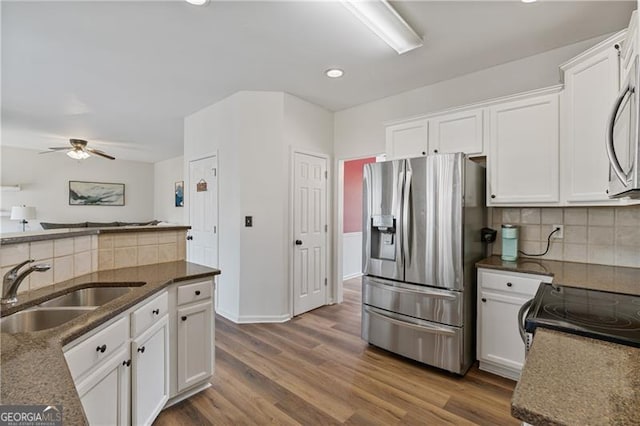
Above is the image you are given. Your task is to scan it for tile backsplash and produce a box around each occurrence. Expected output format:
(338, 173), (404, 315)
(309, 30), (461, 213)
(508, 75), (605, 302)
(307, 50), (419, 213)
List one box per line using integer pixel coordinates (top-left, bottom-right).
(490, 206), (640, 268)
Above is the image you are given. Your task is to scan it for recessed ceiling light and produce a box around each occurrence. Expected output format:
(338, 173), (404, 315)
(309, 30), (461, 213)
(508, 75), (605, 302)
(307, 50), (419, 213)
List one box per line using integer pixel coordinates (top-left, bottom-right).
(326, 69), (344, 78)
(185, 0), (209, 5)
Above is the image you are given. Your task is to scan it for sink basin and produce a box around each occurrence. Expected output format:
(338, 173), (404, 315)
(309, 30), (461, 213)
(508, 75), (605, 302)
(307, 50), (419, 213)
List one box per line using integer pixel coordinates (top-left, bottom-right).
(38, 287), (133, 308)
(1, 308), (92, 333)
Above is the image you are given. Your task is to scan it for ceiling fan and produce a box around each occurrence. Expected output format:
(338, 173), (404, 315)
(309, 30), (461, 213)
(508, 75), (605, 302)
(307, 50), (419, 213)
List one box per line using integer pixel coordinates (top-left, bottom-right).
(40, 139), (116, 160)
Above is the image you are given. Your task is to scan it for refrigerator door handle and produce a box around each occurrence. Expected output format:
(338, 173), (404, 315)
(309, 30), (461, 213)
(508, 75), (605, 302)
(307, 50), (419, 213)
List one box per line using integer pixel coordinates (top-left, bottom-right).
(364, 306), (457, 336)
(402, 169), (412, 264)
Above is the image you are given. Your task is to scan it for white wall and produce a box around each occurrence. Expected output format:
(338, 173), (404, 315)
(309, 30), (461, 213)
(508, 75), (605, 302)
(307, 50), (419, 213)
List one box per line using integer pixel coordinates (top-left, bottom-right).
(153, 155), (185, 224)
(342, 232), (362, 279)
(0, 146), (154, 232)
(184, 91), (333, 323)
(333, 34), (610, 160)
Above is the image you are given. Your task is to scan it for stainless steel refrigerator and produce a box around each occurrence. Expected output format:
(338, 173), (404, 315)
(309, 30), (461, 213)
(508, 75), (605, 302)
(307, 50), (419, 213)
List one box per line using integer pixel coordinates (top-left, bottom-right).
(361, 153), (485, 375)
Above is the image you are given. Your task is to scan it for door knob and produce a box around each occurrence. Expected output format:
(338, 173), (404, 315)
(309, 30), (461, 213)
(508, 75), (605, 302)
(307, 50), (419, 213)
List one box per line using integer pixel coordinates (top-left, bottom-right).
(186, 235), (193, 241)
(122, 360), (131, 367)
(137, 346), (145, 353)
(181, 316), (188, 321)
(481, 298), (487, 303)
(295, 240), (303, 246)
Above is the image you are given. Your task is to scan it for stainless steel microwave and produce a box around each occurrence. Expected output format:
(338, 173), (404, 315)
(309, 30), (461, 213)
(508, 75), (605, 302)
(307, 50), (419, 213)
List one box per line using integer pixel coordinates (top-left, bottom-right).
(607, 56), (640, 199)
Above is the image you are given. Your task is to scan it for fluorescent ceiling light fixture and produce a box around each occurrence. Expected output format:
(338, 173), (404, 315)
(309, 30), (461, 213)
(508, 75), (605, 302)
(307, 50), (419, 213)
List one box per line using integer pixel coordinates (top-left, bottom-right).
(341, 0), (423, 55)
(521, 0), (537, 3)
(185, 0), (209, 5)
(67, 150), (90, 160)
(326, 68), (344, 78)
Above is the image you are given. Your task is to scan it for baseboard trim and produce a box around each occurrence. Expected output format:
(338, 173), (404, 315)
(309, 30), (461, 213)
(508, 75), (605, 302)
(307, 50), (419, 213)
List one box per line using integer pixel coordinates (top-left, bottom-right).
(343, 272), (363, 280)
(235, 313), (291, 324)
(479, 361), (520, 382)
(216, 308), (240, 323)
(164, 382), (211, 409)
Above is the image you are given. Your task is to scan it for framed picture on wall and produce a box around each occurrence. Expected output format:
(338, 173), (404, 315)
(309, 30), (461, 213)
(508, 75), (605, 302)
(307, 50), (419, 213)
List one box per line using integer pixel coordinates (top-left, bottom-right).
(69, 181), (125, 206)
(175, 181), (184, 207)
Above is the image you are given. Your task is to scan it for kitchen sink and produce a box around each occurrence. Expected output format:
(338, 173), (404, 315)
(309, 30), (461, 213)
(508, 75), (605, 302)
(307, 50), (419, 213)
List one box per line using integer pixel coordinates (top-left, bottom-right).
(0, 308), (92, 334)
(38, 286), (134, 308)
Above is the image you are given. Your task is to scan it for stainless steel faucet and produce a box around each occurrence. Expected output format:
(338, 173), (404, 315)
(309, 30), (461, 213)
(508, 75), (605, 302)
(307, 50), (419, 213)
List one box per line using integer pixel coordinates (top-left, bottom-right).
(1, 259), (51, 305)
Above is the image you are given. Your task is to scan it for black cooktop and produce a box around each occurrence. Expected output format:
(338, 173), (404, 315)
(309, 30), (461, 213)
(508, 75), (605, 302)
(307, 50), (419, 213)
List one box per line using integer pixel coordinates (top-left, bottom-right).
(525, 283), (640, 348)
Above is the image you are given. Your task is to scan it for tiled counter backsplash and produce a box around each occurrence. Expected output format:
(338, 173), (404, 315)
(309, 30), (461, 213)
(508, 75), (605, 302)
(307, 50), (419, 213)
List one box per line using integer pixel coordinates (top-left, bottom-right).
(490, 206), (640, 267)
(0, 231), (187, 294)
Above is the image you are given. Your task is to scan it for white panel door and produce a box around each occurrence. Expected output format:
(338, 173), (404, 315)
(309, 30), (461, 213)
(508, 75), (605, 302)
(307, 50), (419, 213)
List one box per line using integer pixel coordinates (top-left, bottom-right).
(562, 42), (620, 203)
(177, 301), (213, 392)
(429, 109), (484, 156)
(385, 119), (429, 160)
(488, 92), (560, 205)
(293, 152), (327, 316)
(188, 156), (218, 268)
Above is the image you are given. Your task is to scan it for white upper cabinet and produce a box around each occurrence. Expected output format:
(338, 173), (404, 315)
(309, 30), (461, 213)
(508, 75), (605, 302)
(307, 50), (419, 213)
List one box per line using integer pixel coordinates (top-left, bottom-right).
(488, 90), (561, 205)
(561, 32), (626, 205)
(619, 13), (636, 85)
(385, 119), (429, 160)
(428, 108), (484, 156)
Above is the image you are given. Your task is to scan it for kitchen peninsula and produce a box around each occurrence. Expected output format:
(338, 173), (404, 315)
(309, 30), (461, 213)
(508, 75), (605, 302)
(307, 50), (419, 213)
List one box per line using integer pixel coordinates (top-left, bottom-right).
(0, 227), (220, 425)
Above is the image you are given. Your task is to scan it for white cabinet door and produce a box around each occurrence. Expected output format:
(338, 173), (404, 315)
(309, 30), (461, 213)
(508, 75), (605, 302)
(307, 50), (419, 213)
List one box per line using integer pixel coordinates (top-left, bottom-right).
(428, 109), (484, 156)
(77, 345), (130, 426)
(177, 301), (213, 392)
(132, 316), (169, 426)
(385, 119), (429, 160)
(488, 92), (560, 205)
(478, 290), (530, 377)
(562, 39), (622, 203)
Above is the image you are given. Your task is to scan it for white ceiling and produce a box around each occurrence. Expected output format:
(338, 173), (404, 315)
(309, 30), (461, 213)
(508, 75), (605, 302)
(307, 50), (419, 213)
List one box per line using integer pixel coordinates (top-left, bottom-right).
(1, 1), (635, 162)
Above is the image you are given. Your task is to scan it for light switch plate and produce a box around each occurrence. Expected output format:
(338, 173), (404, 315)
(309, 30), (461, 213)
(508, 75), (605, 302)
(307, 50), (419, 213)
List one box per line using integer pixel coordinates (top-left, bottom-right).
(245, 216), (253, 227)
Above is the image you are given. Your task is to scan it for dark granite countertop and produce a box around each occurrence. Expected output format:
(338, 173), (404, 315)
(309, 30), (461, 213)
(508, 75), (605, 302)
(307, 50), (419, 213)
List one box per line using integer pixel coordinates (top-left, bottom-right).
(512, 329), (640, 426)
(476, 255), (640, 295)
(0, 261), (220, 424)
(0, 226), (191, 245)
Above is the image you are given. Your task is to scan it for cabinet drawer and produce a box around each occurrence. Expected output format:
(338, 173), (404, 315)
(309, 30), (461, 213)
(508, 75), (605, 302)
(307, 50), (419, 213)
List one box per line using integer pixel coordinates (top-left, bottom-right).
(131, 291), (168, 337)
(65, 316), (129, 381)
(478, 269), (551, 297)
(177, 281), (212, 306)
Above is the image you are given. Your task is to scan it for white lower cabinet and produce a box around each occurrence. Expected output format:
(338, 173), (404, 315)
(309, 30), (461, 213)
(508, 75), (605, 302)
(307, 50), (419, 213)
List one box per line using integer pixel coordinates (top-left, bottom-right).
(64, 278), (215, 424)
(132, 316), (169, 426)
(76, 345), (130, 426)
(477, 268), (552, 380)
(177, 301), (213, 392)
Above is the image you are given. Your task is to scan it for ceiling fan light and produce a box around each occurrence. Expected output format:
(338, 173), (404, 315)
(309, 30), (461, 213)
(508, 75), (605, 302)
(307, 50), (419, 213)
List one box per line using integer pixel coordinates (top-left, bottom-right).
(67, 150), (90, 160)
(341, 0), (423, 55)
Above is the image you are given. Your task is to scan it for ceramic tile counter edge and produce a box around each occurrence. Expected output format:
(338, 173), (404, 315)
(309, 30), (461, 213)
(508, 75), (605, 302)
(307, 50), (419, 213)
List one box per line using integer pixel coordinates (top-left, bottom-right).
(1, 226), (191, 245)
(0, 260), (220, 425)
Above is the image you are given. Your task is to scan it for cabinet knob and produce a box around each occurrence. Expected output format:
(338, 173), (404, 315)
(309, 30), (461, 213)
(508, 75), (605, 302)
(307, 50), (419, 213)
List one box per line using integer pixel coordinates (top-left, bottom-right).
(181, 316), (188, 321)
(195, 290), (201, 296)
(481, 298), (487, 303)
(122, 360), (131, 367)
(433, 149), (438, 153)
(506, 282), (513, 287)
(96, 344), (107, 353)
(606, 189), (609, 194)
(421, 151), (426, 155)
(490, 194), (496, 199)
(137, 346), (145, 353)
(152, 308), (160, 315)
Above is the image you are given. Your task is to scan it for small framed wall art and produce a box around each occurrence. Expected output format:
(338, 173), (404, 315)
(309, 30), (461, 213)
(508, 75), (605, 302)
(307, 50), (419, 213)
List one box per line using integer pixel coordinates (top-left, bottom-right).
(69, 181), (125, 206)
(175, 181), (184, 207)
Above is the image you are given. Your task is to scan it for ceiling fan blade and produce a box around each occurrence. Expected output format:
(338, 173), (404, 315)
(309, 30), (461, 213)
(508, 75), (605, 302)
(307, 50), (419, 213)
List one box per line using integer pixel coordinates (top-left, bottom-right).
(38, 150), (64, 154)
(86, 148), (116, 160)
(46, 147), (71, 151)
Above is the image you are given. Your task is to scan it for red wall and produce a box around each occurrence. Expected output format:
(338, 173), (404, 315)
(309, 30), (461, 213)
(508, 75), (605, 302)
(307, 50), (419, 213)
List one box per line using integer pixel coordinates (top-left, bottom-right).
(343, 157), (376, 233)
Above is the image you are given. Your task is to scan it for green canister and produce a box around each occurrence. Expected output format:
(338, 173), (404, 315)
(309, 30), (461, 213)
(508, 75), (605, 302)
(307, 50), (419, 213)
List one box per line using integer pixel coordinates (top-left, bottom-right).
(501, 224), (519, 261)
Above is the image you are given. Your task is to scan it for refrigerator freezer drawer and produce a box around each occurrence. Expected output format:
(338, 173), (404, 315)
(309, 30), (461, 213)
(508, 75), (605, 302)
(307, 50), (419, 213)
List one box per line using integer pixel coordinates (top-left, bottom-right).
(362, 276), (464, 326)
(362, 305), (468, 375)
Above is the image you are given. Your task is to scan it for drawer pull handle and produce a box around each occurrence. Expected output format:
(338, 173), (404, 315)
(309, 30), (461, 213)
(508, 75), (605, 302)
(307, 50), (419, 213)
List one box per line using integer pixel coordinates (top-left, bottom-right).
(96, 344), (107, 353)
(181, 316), (188, 321)
(137, 346), (145, 354)
(122, 360), (131, 367)
(481, 298), (487, 303)
(152, 308), (160, 315)
(506, 282), (513, 287)
(195, 290), (201, 296)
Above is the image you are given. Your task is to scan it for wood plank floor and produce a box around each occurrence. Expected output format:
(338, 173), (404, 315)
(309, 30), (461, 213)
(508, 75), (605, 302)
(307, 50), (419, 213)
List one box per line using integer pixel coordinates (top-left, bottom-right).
(154, 278), (519, 425)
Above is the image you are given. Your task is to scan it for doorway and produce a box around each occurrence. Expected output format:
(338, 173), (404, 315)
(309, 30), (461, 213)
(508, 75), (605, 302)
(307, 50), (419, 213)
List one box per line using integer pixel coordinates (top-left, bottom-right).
(292, 151), (328, 316)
